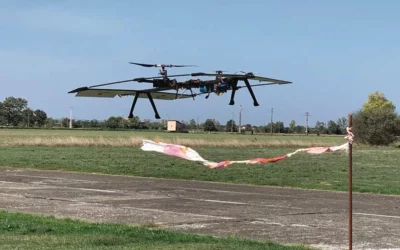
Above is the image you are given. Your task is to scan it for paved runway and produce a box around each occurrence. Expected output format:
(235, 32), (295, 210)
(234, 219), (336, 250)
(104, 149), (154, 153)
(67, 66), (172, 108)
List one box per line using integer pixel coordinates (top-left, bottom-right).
(0, 167), (399, 250)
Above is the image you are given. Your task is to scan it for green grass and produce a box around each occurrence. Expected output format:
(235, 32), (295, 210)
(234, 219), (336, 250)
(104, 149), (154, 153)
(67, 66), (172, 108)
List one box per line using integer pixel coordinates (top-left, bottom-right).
(1, 128), (399, 195)
(0, 211), (312, 250)
(1, 145), (399, 195)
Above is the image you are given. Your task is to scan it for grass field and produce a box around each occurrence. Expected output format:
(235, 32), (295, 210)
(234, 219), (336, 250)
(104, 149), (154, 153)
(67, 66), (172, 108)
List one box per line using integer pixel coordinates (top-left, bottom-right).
(0, 211), (312, 250)
(0, 128), (344, 147)
(0, 129), (399, 195)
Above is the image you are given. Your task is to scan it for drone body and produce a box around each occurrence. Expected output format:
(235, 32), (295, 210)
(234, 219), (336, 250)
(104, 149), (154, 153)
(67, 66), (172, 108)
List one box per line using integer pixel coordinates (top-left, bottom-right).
(68, 62), (292, 119)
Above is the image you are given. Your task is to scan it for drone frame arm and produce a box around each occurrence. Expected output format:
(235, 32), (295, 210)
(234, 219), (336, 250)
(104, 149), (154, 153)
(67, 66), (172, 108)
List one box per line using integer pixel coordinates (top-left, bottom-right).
(134, 78), (157, 83)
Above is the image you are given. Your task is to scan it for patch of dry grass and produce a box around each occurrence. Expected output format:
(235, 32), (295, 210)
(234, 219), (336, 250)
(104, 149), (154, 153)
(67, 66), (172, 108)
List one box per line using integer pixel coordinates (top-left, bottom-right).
(0, 135), (338, 148)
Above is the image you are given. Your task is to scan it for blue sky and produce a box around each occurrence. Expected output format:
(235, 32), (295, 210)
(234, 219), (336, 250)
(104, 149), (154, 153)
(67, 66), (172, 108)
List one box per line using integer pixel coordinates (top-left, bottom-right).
(1, 0), (399, 127)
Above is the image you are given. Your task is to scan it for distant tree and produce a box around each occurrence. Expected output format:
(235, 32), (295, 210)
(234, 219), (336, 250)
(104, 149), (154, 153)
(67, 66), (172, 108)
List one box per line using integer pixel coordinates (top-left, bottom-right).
(225, 119), (237, 132)
(327, 120), (341, 135)
(188, 119), (197, 130)
(44, 117), (58, 128)
(0, 102), (6, 125)
(61, 117), (69, 127)
(89, 119), (100, 128)
(73, 119), (83, 128)
(121, 115), (140, 129)
(33, 109), (47, 127)
(80, 120), (91, 128)
(362, 91), (396, 112)
(353, 108), (400, 145)
(203, 119), (218, 131)
(336, 117), (348, 134)
(106, 116), (122, 129)
(294, 125), (305, 134)
(314, 121), (327, 135)
(273, 121), (285, 133)
(209, 119), (223, 131)
(245, 124), (252, 131)
(289, 120), (296, 133)
(1, 97), (28, 126)
(264, 123), (272, 133)
(179, 120), (188, 130)
(21, 108), (34, 127)
(353, 91), (400, 145)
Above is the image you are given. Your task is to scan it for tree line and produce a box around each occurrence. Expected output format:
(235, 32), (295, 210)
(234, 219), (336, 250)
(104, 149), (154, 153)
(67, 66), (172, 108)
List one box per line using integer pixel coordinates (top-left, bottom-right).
(1, 91), (399, 146)
(0, 97), (47, 127)
(0, 96), (347, 134)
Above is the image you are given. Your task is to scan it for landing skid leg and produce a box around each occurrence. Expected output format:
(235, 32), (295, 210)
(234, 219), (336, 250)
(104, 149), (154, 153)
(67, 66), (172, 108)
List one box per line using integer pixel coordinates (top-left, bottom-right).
(146, 92), (161, 119)
(229, 79), (238, 105)
(243, 79), (259, 106)
(128, 92), (140, 118)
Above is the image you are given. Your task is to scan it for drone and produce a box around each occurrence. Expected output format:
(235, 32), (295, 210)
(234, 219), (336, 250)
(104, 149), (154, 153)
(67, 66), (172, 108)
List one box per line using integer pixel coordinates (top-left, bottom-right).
(68, 62), (292, 119)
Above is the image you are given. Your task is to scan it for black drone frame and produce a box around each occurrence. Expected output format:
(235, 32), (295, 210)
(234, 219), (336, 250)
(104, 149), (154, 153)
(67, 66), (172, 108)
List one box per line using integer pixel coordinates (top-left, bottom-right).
(68, 62), (292, 119)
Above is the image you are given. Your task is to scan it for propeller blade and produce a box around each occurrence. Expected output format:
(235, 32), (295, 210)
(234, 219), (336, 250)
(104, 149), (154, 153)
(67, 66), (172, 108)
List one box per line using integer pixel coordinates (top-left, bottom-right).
(191, 72), (239, 77)
(129, 62), (157, 67)
(133, 74), (192, 81)
(236, 71), (260, 75)
(168, 64), (198, 67)
(129, 62), (198, 68)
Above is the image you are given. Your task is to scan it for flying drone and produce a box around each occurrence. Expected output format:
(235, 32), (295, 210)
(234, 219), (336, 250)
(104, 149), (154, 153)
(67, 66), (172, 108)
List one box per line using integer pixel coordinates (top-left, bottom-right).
(68, 62), (293, 119)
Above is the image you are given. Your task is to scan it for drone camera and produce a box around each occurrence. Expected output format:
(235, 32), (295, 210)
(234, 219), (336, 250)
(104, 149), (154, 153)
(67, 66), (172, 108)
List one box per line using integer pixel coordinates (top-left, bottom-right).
(199, 85), (207, 93)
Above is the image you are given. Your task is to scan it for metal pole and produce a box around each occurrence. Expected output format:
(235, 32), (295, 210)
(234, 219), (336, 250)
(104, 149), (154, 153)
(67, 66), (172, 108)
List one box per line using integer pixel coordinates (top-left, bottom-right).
(270, 108), (273, 134)
(238, 105), (242, 133)
(305, 112), (310, 135)
(348, 113), (353, 250)
(69, 107), (73, 129)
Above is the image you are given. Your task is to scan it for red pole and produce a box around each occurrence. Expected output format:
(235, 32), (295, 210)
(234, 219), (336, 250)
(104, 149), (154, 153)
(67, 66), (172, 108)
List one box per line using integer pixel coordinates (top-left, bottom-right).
(348, 113), (353, 250)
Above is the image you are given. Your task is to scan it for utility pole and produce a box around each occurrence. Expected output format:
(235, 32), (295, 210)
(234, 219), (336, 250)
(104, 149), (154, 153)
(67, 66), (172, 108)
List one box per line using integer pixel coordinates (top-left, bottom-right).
(305, 112), (310, 135)
(270, 108), (273, 134)
(69, 107), (73, 129)
(238, 105), (242, 133)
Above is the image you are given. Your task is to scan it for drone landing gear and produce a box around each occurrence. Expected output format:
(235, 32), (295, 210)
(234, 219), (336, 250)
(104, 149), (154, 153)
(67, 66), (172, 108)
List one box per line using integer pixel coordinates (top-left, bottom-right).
(146, 92), (161, 119)
(127, 92), (140, 118)
(229, 80), (238, 105)
(127, 92), (161, 120)
(243, 79), (260, 106)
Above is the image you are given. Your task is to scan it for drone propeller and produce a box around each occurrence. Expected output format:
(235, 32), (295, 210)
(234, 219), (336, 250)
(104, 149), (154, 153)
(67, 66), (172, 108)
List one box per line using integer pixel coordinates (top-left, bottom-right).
(235, 71), (260, 75)
(129, 62), (198, 68)
(133, 74), (192, 81)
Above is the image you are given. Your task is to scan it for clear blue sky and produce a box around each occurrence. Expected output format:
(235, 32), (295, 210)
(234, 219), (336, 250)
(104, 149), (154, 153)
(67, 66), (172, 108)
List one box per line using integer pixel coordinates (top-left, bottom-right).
(1, 0), (399, 127)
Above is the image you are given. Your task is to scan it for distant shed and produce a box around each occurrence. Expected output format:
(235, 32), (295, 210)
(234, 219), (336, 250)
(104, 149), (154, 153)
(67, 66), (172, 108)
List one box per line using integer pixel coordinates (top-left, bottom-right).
(167, 120), (183, 132)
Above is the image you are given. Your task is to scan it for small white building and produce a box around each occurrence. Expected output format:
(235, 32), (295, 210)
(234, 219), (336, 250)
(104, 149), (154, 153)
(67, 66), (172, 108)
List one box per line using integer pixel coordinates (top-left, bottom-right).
(167, 120), (183, 132)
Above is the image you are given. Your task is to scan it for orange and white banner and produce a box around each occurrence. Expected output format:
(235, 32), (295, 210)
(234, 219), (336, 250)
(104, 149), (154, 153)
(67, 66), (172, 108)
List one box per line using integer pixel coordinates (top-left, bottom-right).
(140, 139), (351, 169)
